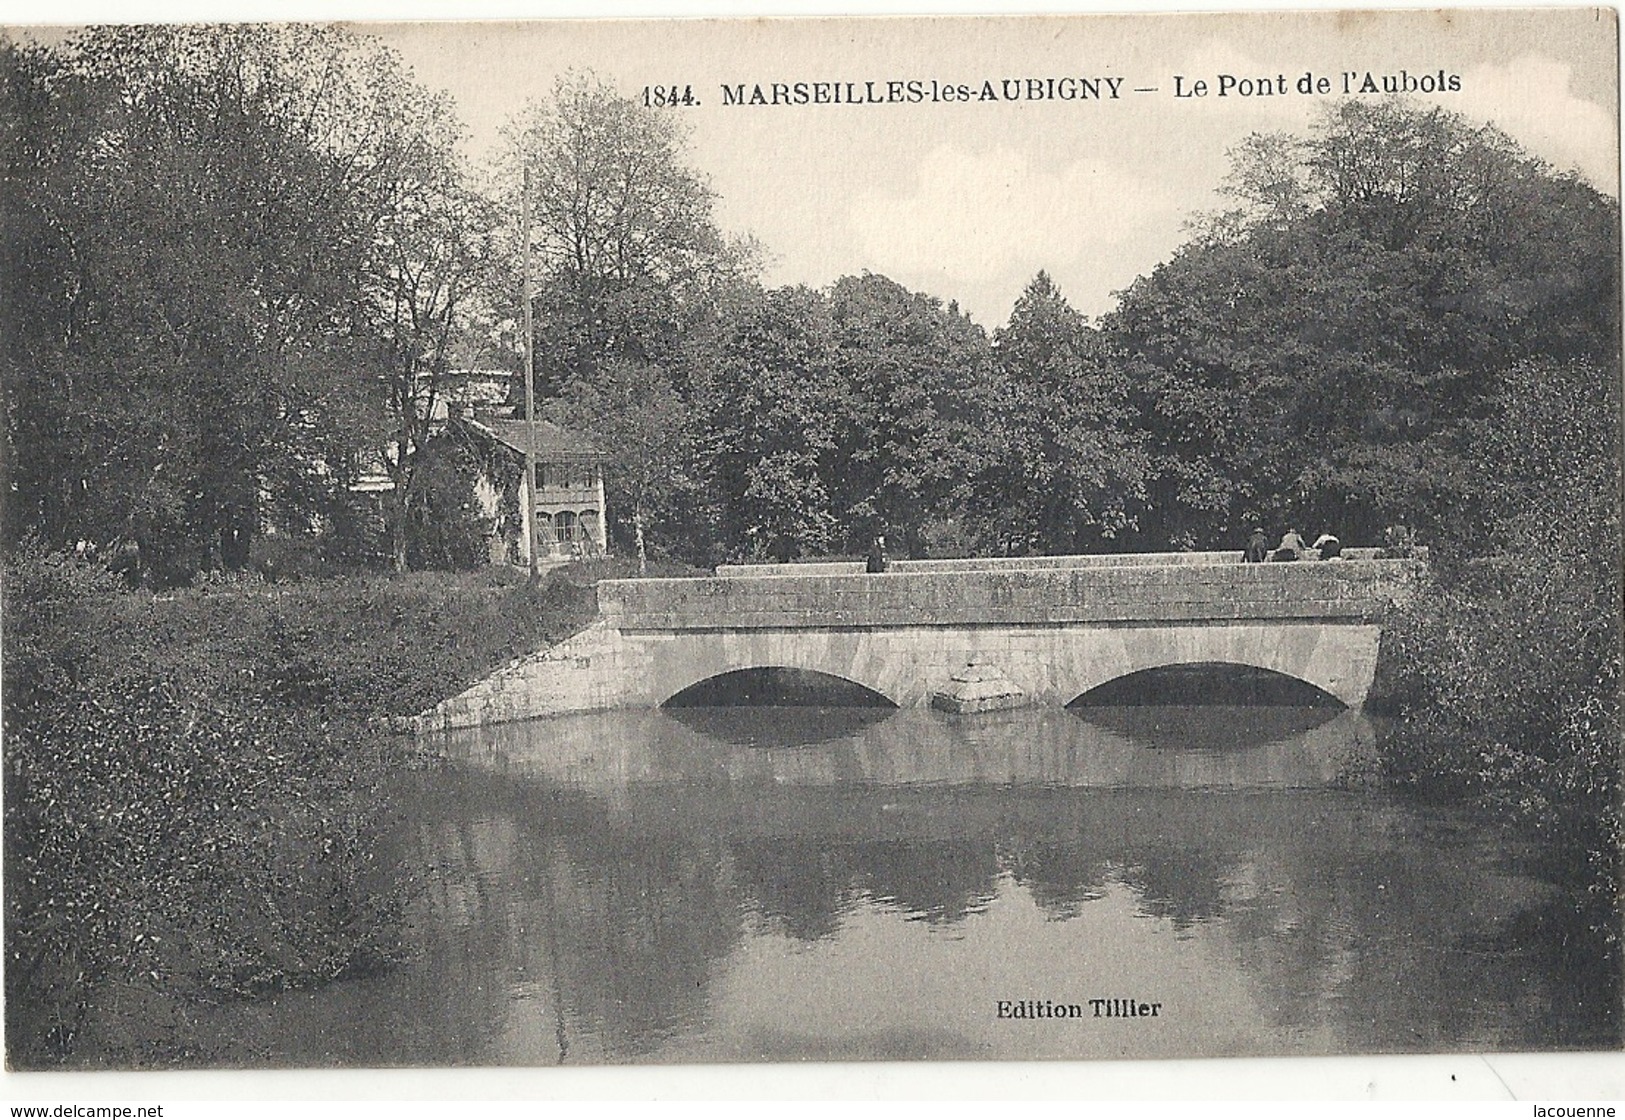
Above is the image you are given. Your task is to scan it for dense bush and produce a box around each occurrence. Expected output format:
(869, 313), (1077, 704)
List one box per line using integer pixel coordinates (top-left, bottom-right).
(1376, 559), (1619, 808)
(6, 677), (402, 1065)
(3, 548), (597, 1065)
(318, 493), (392, 571)
(1370, 357), (1621, 932)
(1374, 557), (1620, 937)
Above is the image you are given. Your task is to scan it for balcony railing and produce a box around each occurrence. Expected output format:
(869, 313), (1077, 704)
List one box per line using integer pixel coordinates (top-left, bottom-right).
(535, 486), (600, 505)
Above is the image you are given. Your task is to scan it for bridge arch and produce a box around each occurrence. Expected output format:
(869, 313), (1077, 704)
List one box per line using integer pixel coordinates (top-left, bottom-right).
(1068, 661), (1346, 709)
(664, 666), (897, 708)
(1047, 624), (1378, 711)
(641, 631), (910, 709)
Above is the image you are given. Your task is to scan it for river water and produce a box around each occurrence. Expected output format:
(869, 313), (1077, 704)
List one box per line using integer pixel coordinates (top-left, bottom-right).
(205, 700), (1618, 1066)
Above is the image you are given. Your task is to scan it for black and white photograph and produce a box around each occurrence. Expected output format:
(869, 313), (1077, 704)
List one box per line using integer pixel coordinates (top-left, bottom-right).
(1, 3), (1620, 1097)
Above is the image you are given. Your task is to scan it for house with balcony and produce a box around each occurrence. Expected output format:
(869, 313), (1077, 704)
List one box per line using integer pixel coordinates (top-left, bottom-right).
(466, 416), (610, 565)
(340, 371), (610, 568)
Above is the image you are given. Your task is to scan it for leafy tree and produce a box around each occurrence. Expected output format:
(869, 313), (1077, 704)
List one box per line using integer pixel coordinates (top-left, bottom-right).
(984, 272), (1147, 553)
(697, 286), (843, 561)
(684, 275), (1019, 563)
(1213, 130), (1315, 232)
(503, 72), (757, 394)
(825, 273), (997, 556)
(545, 357), (692, 572)
(1461, 357), (1622, 564)
(493, 73), (764, 570)
(1, 27), (464, 579)
(1106, 99), (1619, 548)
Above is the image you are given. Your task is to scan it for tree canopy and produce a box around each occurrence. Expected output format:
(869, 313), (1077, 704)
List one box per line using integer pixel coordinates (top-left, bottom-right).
(2, 26), (468, 579)
(6, 61), (1617, 578)
(984, 272), (1148, 554)
(504, 72), (757, 394)
(1105, 100), (1619, 549)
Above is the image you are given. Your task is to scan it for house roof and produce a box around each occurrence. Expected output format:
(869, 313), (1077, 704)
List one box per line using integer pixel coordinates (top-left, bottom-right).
(474, 417), (608, 462)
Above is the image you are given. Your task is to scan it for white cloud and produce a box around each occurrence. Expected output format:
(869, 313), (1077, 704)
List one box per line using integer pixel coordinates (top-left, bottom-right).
(847, 145), (1188, 322)
(1457, 54), (1618, 192)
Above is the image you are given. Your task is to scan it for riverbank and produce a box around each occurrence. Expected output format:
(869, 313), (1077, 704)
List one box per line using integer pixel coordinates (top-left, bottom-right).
(2, 549), (611, 1067)
(1368, 551), (1621, 944)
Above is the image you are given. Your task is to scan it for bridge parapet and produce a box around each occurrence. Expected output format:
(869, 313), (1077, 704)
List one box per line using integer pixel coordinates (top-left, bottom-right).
(716, 548), (1389, 578)
(599, 558), (1422, 631)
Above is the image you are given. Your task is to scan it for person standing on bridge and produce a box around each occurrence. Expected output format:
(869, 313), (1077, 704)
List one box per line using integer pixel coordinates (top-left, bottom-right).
(866, 534), (890, 574)
(1243, 527), (1270, 563)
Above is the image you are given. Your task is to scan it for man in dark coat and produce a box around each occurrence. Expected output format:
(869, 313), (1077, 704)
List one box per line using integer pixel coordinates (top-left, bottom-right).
(866, 534), (889, 574)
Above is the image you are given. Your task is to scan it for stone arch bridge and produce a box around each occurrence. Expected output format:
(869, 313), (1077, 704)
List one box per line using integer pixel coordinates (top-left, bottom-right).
(415, 551), (1420, 731)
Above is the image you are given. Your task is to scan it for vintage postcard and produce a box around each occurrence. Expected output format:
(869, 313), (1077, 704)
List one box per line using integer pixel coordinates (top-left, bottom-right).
(2, 3), (1619, 1098)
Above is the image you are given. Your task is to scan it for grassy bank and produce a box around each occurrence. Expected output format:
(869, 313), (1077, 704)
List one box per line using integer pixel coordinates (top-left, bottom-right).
(3, 548), (603, 1067)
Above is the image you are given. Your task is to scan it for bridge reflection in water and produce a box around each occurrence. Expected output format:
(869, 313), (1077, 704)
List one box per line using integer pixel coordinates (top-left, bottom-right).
(198, 699), (1616, 1067)
(429, 704), (1376, 801)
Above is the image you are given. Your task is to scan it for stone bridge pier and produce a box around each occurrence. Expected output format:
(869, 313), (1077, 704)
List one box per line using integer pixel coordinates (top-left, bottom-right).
(414, 553), (1420, 732)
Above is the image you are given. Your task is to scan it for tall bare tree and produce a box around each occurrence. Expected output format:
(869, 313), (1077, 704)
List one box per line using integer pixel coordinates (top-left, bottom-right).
(502, 71), (757, 391)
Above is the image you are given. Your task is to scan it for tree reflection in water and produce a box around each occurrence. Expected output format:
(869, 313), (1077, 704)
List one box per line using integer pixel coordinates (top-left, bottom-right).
(198, 704), (1618, 1065)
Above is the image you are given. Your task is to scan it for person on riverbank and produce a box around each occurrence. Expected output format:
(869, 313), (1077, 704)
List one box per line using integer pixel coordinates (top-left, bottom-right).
(1273, 528), (1307, 561)
(1243, 527), (1270, 563)
(866, 534), (889, 574)
(1313, 532), (1343, 559)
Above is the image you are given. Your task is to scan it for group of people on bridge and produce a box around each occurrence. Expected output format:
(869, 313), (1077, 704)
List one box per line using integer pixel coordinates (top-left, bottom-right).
(865, 529), (1344, 570)
(1243, 527), (1341, 564)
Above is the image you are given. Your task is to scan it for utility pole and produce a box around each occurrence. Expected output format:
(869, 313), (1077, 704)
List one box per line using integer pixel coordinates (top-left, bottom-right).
(522, 162), (540, 581)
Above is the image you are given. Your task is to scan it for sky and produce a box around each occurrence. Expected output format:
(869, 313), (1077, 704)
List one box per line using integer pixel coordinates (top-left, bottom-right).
(351, 9), (1618, 328)
(8, 7), (1618, 329)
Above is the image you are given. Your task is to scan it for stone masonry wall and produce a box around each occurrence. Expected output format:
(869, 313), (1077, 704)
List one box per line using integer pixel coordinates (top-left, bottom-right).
(717, 549), (1386, 577)
(602, 559), (1419, 631)
(410, 620), (643, 732)
(413, 558), (1419, 731)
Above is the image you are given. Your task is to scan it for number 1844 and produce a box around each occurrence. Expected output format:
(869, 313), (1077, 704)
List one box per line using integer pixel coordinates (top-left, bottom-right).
(643, 84), (699, 107)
